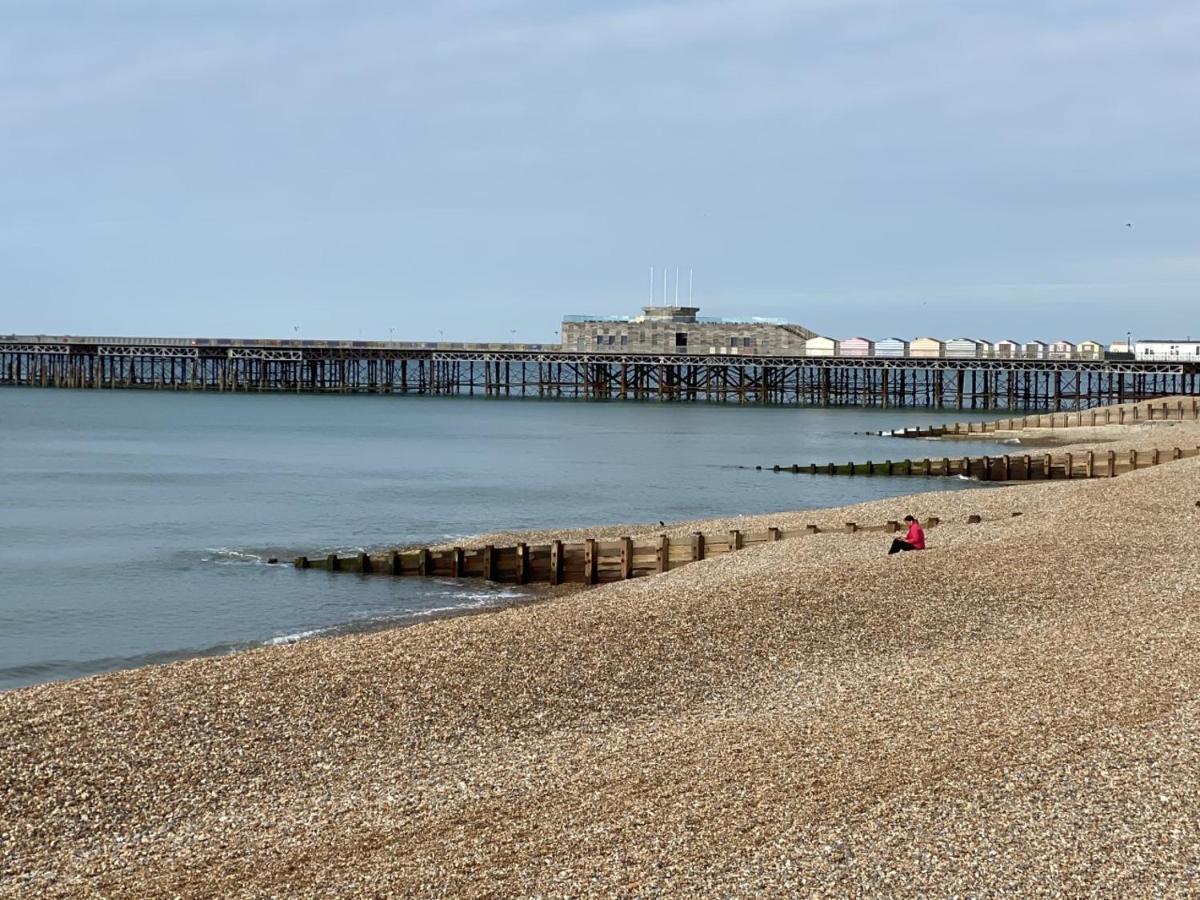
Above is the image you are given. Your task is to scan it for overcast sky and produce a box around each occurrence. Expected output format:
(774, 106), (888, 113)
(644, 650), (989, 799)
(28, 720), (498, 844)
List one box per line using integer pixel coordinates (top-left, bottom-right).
(2, 0), (1198, 342)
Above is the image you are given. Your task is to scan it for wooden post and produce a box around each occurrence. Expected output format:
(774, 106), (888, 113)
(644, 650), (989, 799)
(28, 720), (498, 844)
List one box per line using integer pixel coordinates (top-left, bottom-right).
(483, 544), (496, 581)
(294, 556), (310, 569)
(729, 529), (744, 550)
(923, 458), (932, 476)
(767, 527), (782, 542)
(1085, 451), (1094, 478)
(656, 535), (669, 573)
(417, 548), (430, 576)
(1023, 455), (1032, 480)
(1001, 455), (1011, 480)
(1151, 449), (1160, 466)
(1129, 449), (1138, 471)
(1173, 447), (1183, 461)
(390, 550), (401, 575)
(845, 522), (857, 533)
(960, 457), (969, 477)
(452, 547), (464, 577)
(886, 520), (900, 532)
(357, 551), (370, 573)
(942, 457), (951, 476)
(885, 460), (893, 475)
(691, 532), (706, 561)
(967, 514), (982, 524)
(1043, 453), (1053, 479)
(1064, 452), (1073, 479)
(515, 543), (528, 585)
(583, 539), (596, 585)
(1107, 449), (1116, 477)
(549, 540), (562, 585)
(620, 537), (633, 579)
(927, 516), (940, 527)
(326, 553), (339, 572)
(805, 524), (819, 534)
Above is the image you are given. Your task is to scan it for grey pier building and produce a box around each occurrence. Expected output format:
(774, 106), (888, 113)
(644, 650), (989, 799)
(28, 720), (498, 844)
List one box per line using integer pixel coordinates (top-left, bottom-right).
(561, 306), (816, 355)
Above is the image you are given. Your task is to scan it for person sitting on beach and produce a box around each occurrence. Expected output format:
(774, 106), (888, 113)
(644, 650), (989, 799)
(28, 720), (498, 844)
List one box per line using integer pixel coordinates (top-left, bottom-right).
(888, 515), (925, 555)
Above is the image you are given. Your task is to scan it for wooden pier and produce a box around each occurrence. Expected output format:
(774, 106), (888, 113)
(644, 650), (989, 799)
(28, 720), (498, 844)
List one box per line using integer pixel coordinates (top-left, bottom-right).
(294, 513), (966, 586)
(3, 334), (1199, 409)
(764, 445), (1200, 481)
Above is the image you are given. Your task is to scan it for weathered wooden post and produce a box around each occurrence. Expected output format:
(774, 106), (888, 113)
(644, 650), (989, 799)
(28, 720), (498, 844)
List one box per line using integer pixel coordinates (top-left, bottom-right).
(390, 550), (402, 575)
(452, 547), (464, 577)
(294, 556), (310, 569)
(967, 514), (982, 524)
(805, 524), (819, 534)
(417, 548), (430, 576)
(357, 551), (370, 573)
(691, 532), (706, 561)
(942, 457), (951, 476)
(1043, 453), (1053, 478)
(1107, 449), (1117, 477)
(483, 544), (496, 581)
(326, 553), (339, 572)
(729, 529), (744, 551)
(1001, 455), (1011, 480)
(927, 516), (940, 527)
(620, 537), (633, 580)
(656, 535), (669, 574)
(844, 522), (857, 533)
(886, 520), (901, 532)
(923, 458), (932, 476)
(583, 539), (597, 585)
(960, 457), (969, 477)
(1064, 452), (1073, 479)
(885, 459), (893, 475)
(515, 543), (529, 585)
(1151, 448), (1160, 466)
(1023, 454), (1032, 480)
(1173, 447), (1183, 461)
(1129, 449), (1138, 471)
(767, 527), (782, 542)
(1085, 451), (1094, 478)
(549, 540), (562, 585)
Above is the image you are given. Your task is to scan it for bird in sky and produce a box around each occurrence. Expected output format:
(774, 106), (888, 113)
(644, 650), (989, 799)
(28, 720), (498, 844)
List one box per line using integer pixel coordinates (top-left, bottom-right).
(1126, 223), (1133, 227)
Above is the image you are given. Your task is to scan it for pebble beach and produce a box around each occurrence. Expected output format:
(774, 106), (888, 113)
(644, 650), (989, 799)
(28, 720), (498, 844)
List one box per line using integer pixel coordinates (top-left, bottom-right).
(4, 418), (1200, 896)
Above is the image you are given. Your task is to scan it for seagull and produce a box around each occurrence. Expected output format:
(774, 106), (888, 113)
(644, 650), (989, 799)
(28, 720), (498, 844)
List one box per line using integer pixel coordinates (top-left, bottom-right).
(659, 520), (666, 527)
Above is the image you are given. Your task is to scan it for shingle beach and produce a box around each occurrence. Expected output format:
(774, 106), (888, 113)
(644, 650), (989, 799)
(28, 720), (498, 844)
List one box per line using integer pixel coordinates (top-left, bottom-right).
(4, 424), (1200, 896)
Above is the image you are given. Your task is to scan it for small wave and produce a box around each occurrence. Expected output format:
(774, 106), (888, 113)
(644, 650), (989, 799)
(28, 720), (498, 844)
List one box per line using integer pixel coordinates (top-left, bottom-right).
(203, 547), (271, 566)
(264, 628), (328, 646)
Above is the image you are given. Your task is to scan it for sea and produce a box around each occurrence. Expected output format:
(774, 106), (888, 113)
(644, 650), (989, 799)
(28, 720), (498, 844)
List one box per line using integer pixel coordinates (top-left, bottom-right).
(0, 388), (1012, 691)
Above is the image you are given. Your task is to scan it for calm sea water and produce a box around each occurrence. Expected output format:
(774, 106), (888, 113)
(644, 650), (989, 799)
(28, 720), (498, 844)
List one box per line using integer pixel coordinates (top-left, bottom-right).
(0, 389), (1010, 690)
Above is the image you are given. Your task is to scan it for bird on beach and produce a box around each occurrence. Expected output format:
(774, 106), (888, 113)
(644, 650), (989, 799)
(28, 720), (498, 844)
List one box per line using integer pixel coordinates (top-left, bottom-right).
(659, 520), (665, 527)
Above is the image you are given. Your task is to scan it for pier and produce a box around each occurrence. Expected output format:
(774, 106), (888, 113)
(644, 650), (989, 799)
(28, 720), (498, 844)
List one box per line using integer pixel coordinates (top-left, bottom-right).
(2, 334), (1198, 408)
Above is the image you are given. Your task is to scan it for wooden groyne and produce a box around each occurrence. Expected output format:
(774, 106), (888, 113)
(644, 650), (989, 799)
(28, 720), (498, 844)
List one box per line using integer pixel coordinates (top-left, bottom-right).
(293, 514), (970, 586)
(883, 398), (1200, 438)
(763, 446), (1200, 481)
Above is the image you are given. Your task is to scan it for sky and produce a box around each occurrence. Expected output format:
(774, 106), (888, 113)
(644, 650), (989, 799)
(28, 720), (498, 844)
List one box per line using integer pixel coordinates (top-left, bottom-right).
(1, 0), (1198, 343)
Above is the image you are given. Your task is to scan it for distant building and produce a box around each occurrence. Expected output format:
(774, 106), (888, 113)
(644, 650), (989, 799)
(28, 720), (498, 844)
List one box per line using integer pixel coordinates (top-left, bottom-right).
(874, 338), (909, 357)
(561, 306), (815, 354)
(945, 338), (982, 359)
(1077, 340), (1104, 359)
(994, 339), (1021, 357)
(909, 337), (944, 358)
(1134, 339), (1200, 362)
(1048, 340), (1076, 359)
(1023, 340), (1049, 359)
(805, 336), (839, 356)
(839, 337), (874, 357)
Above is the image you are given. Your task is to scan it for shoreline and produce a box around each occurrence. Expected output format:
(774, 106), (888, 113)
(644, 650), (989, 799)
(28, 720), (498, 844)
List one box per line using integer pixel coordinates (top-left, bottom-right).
(6, 408), (1200, 893)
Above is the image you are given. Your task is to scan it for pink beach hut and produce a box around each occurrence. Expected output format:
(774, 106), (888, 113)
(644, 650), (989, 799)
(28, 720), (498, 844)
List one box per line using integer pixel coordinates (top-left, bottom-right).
(839, 336), (874, 357)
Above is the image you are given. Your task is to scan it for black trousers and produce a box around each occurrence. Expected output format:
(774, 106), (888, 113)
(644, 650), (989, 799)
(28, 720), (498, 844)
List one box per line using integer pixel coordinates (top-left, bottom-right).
(888, 539), (917, 554)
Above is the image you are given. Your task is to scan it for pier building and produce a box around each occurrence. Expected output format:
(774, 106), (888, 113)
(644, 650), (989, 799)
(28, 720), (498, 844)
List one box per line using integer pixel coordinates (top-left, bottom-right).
(560, 306), (816, 355)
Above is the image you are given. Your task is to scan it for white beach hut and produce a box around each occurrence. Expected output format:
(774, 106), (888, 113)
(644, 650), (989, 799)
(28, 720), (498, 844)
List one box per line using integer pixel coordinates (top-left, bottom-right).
(994, 339), (1021, 358)
(1048, 340), (1076, 359)
(944, 338), (982, 359)
(1077, 340), (1104, 360)
(909, 337), (945, 358)
(874, 338), (909, 358)
(1023, 340), (1048, 359)
(839, 336), (874, 357)
(804, 335), (839, 357)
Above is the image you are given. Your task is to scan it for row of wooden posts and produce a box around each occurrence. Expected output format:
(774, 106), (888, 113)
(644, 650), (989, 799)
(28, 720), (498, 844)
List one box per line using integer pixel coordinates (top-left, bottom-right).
(293, 514), (966, 586)
(884, 397), (1200, 439)
(765, 445), (1200, 480)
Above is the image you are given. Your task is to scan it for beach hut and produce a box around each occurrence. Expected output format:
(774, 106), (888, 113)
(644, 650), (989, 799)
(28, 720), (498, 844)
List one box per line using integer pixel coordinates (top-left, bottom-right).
(972, 338), (994, 357)
(804, 335), (839, 357)
(1023, 340), (1048, 359)
(874, 337), (909, 358)
(909, 337), (944, 358)
(994, 339), (1020, 358)
(1048, 340), (1076, 359)
(839, 336), (874, 357)
(1077, 339), (1104, 360)
(944, 338), (982, 359)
